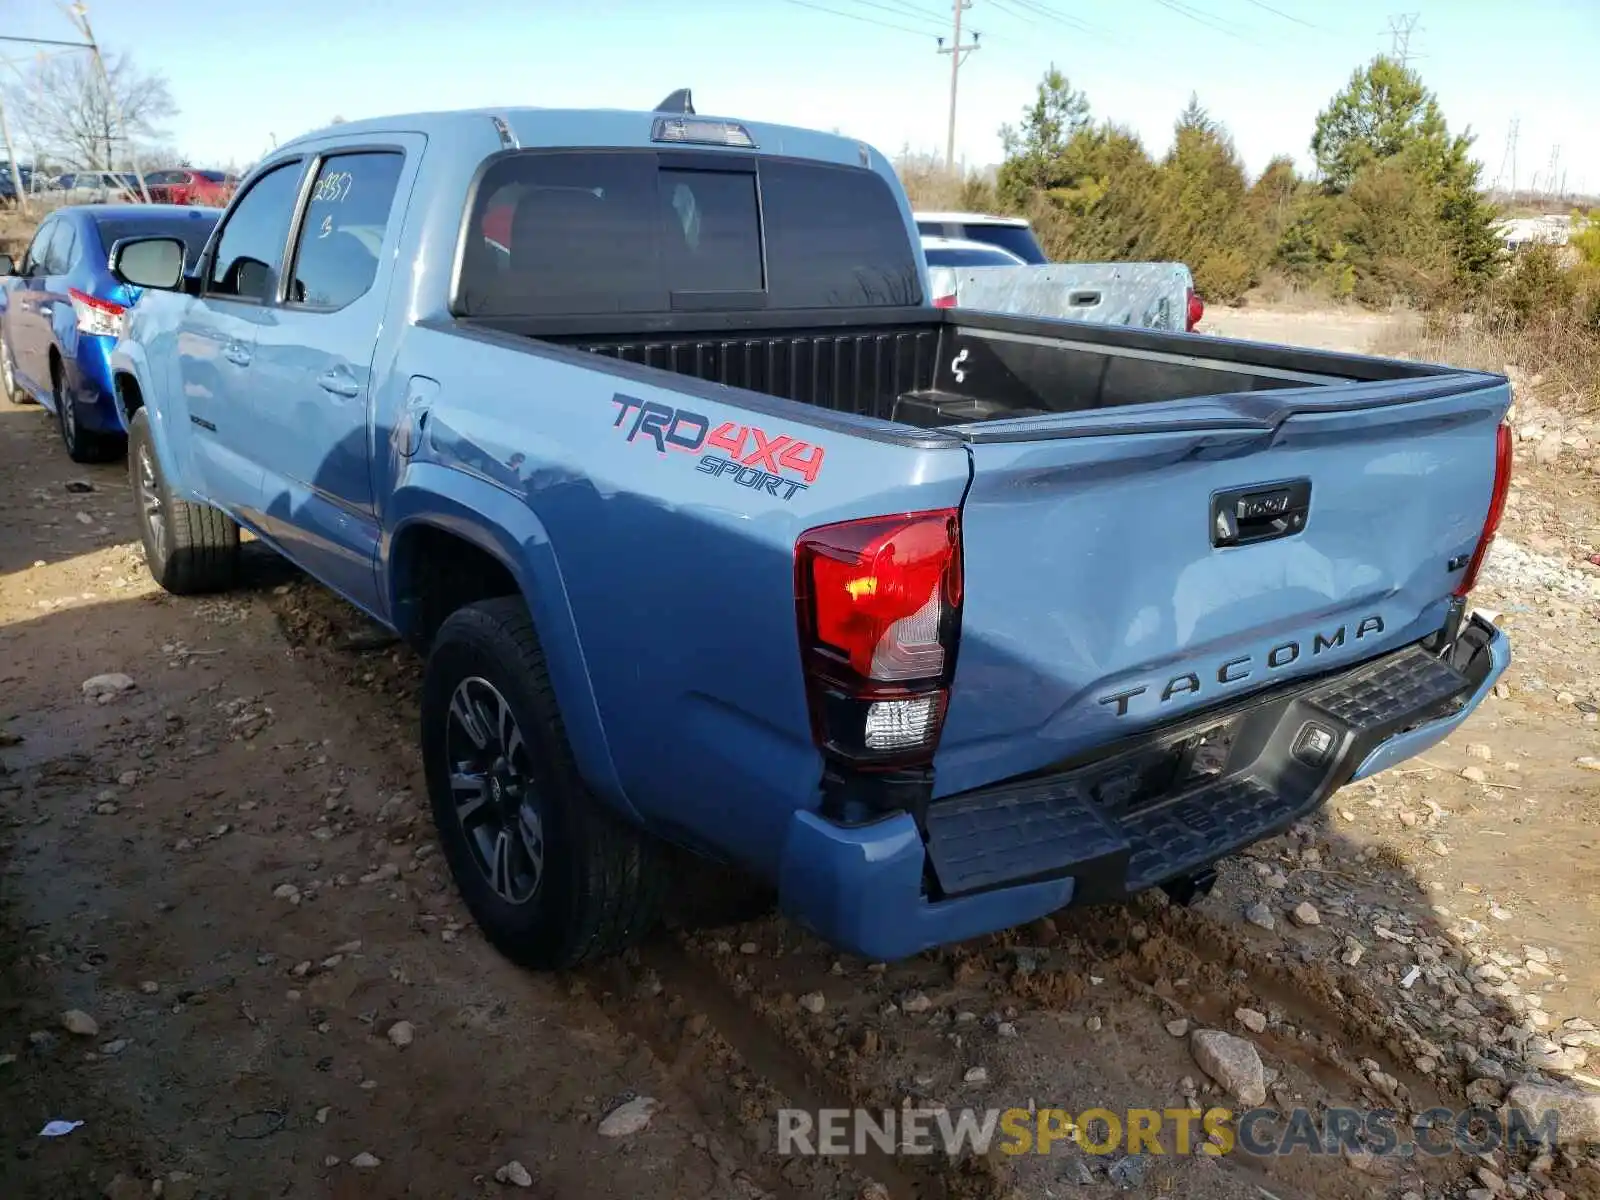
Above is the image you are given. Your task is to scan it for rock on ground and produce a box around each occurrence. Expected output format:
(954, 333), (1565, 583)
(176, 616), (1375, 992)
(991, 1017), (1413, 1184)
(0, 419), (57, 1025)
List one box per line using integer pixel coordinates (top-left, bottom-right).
(60, 1009), (98, 1037)
(80, 673), (135, 700)
(1235, 1007), (1268, 1034)
(597, 1095), (659, 1138)
(1502, 1083), (1600, 1145)
(1190, 1029), (1267, 1106)
(495, 1160), (534, 1187)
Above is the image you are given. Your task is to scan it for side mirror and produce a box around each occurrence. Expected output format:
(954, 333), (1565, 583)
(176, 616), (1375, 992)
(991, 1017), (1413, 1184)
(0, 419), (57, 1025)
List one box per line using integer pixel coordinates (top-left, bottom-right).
(0, 253), (13, 276)
(109, 236), (186, 291)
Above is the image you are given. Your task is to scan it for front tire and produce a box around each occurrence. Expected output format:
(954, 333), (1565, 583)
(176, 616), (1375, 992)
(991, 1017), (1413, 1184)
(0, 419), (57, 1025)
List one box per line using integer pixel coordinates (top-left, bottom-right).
(54, 363), (123, 463)
(422, 598), (666, 970)
(127, 409), (240, 593)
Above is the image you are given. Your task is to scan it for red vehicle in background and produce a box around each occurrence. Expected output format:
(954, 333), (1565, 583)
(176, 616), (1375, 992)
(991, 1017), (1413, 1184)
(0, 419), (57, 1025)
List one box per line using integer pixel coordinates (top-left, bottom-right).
(144, 169), (237, 206)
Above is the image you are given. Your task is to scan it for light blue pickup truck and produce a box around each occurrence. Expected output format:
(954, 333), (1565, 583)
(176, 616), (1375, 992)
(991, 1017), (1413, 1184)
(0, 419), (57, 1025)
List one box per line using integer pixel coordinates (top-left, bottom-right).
(107, 96), (1512, 969)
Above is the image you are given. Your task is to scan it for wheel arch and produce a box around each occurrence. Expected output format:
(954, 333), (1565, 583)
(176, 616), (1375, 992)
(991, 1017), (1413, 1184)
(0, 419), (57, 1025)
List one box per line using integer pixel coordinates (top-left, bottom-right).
(385, 465), (632, 820)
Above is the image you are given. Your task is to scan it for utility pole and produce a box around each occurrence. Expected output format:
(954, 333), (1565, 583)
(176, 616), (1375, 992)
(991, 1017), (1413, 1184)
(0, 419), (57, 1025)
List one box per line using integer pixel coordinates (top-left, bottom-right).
(0, 93), (25, 214)
(62, 2), (151, 202)
(1508, 117), (1519, 199)
(936, 0), (979, 173)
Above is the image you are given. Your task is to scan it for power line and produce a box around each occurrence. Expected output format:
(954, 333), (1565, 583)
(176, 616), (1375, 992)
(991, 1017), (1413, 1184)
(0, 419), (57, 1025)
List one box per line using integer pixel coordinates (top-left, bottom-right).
(0, 33), (91, 48)
(1148, 0), (1263, 47)
(837, 0), (946, 29)
(778, 0), (936, 37)
(995, 0), (1117, 41)
(856, 0), (947, 19)
(1236, 0), (1323, 31)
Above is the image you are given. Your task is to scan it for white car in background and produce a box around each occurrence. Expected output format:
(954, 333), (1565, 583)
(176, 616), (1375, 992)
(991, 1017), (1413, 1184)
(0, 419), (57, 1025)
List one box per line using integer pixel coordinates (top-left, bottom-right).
(916, 211), (1049, 263)
(917, 211), (1205, 334)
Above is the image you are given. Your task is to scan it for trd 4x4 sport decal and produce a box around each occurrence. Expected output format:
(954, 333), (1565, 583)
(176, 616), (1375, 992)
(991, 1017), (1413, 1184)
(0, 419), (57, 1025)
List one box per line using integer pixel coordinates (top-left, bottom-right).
(611, 393), (826, 503)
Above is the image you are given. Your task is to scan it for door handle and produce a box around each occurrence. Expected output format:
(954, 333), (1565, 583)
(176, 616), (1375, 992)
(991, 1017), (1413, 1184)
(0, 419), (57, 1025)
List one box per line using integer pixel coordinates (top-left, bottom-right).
(1211, 479), (1312, 548)
(222, 341), (251, 367)
(317, 370), (361, 399)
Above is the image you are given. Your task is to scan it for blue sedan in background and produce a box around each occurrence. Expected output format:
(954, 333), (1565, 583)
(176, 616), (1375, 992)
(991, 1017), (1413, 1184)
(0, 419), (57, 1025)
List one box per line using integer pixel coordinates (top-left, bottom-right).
(0, 204), (220, 462)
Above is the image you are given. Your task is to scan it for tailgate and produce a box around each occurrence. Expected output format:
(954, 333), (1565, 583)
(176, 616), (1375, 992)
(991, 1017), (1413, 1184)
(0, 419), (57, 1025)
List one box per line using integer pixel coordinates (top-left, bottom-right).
(934, 376), (1510, 796)
(946, 263), (1191, 331)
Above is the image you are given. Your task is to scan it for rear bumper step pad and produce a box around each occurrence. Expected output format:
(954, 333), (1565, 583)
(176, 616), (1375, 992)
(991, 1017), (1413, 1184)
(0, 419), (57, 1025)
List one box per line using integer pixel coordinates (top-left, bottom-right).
(924, 641), (1475, 904)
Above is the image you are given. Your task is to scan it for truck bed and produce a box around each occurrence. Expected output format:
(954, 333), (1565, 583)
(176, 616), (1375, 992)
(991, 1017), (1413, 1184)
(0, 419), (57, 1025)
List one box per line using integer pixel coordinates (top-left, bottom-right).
(480, 307), (1459, 433)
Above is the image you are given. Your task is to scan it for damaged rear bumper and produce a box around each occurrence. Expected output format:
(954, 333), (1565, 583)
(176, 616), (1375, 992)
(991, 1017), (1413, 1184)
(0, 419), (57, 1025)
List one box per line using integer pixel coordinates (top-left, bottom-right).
(778, 615), (1509, 961)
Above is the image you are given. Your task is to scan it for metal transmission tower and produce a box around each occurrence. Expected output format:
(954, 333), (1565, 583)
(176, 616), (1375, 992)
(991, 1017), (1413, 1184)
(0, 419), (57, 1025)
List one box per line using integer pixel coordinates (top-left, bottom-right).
(0, 1), (151, 204)
(1494, 118), (1520, 197)
(1509, 119), (1519, 197)
(936, 0), (980, 172)
(1385, 12), (1422, 65)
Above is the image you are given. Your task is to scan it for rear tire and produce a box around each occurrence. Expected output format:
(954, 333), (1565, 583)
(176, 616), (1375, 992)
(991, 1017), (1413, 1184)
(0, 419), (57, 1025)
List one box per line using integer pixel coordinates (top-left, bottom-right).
(1, 332), (31, 406)
(54, 363), (123, 463)
(127, 409), (240, 594)
(422, 597), (667, 970)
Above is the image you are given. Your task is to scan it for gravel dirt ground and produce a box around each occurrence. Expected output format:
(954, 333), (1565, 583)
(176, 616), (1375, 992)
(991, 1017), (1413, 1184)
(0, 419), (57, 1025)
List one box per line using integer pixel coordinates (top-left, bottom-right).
(2, 310), (1599, 1200)
(1201, 305), (1423, 353)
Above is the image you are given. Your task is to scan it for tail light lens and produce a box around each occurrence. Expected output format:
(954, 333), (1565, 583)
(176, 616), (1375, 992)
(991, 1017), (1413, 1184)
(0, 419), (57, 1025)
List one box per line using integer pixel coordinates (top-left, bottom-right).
(795, 510), (962, 768)
(933, 293), (956, 309)
(1185, 287), (1204, 332)
(68, 288), (126, 338)
(1453, 421), (1513, 598)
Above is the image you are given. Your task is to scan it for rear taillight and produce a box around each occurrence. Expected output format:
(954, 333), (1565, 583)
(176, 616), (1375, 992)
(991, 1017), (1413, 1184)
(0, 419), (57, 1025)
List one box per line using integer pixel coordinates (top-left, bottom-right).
(795, 509), (962, 768)
(1185, 287), (1204, 332)
(68, 288), (125, 338)
(933, 293), (956, 309)
(1454, 422), (1513, 598)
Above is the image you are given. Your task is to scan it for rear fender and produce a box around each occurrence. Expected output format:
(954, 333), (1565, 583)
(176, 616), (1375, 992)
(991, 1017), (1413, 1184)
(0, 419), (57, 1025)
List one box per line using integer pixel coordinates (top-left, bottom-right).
(383, 462), (633, 821)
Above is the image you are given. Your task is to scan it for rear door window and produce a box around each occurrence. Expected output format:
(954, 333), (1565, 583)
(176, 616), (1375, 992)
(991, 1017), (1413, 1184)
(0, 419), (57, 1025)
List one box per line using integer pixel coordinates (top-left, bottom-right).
(456, 150), (920, 317)
(22, 220), (57, 276)
(285, 151), (405, 309)
(44, 221), (78, 274)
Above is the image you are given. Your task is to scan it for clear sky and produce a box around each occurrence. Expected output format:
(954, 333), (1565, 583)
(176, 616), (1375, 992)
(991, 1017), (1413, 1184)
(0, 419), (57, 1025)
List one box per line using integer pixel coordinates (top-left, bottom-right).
(5, 0), (1596, 193)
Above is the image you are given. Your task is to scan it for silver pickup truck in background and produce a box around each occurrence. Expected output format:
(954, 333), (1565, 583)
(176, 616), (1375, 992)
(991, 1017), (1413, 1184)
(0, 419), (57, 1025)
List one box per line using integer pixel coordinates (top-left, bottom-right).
(916, 210), (1206, 333)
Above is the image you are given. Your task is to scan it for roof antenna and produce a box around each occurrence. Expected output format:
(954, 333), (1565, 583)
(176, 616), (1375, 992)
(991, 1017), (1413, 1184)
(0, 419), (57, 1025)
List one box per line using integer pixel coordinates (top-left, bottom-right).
(655, 88), (695, 115)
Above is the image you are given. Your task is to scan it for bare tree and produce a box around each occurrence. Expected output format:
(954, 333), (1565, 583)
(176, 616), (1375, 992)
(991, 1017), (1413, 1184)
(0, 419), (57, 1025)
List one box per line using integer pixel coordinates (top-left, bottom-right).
(5, 51), (176, 170)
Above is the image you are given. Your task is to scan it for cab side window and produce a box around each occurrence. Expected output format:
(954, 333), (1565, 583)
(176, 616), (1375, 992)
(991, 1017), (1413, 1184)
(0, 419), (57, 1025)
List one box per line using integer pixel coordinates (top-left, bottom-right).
(206, 160), (306, 303)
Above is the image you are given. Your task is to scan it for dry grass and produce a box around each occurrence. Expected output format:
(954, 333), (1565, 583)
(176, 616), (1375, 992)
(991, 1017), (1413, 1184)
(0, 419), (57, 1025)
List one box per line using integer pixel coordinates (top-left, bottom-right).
(1373, 306), (1600, 414)
(893, 150), (996, 213)
(0, 199), (57, 257)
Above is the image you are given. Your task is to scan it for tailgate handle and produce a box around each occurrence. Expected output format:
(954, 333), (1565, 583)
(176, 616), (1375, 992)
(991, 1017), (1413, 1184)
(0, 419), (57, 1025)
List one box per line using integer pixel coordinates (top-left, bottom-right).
(1068, 289), (1102, 306)
(1211, 479), (1311, 548)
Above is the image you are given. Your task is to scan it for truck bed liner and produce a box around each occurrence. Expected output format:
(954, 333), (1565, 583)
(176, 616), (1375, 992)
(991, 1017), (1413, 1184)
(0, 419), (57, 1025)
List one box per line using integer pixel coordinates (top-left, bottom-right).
(496, 308), (1454, 431)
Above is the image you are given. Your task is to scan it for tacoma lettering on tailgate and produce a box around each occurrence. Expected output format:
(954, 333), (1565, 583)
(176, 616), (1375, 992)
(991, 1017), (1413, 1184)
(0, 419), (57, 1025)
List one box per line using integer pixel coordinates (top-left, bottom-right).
(611, 393), (826, 502)
(1098, 615), (1387, 717)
